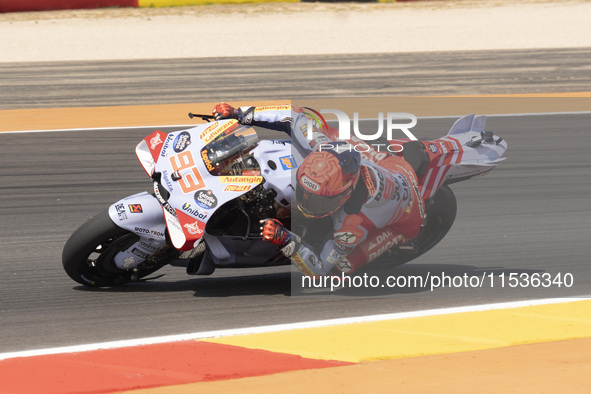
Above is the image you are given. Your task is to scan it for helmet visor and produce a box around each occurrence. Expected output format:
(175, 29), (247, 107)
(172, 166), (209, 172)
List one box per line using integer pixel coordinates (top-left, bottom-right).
(295, 184), (351, 218)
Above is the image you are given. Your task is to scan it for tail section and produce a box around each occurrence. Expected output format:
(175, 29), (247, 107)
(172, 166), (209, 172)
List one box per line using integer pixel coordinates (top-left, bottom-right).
(418, 114), (507, 200)
(447, 114), (487, 135)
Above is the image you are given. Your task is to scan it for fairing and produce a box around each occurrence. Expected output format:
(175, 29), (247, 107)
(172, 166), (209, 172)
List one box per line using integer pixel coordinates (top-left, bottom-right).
(136, 120), (264, 250)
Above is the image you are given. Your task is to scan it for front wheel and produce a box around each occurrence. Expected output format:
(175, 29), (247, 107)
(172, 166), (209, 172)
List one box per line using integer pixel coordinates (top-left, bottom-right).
(62, 210), (171, 287)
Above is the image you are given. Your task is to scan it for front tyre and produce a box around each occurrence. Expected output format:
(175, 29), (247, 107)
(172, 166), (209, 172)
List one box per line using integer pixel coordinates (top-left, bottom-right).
(62, 210), (168, 287)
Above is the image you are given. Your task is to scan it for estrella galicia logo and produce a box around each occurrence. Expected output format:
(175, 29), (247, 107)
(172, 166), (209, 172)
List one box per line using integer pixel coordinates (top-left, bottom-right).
(428, 143), (438, 154)
(194, 189), (218, 209)
(173, 131), (191, 153)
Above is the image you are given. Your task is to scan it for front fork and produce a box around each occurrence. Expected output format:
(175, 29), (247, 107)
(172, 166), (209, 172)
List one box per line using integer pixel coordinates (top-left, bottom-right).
(107, 192), (168, 269)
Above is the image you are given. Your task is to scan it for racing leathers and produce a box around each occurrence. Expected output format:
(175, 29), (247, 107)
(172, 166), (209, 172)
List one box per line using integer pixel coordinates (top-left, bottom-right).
(217, 103), (425, 275)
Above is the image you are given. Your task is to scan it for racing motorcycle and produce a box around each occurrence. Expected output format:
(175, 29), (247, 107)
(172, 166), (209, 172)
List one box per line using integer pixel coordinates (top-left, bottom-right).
(62, 113), (507, 286)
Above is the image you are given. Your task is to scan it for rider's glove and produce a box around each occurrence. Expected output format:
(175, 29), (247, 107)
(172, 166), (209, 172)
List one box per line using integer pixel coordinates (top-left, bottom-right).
(260, 219), (301, 257)
(212, 103), (238, 121)
(212, 103), (255, 125)
(260, 218), (290, 246)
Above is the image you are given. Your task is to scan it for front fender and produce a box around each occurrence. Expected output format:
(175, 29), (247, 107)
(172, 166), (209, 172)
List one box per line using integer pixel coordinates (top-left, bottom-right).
(108, 192), (167, 241)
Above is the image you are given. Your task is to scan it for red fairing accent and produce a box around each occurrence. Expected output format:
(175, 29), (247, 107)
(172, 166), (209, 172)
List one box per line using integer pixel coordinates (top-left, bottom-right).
(175, 209), (206, 250)
(144, 130), (168, 163)
(419, 137), (465, 199)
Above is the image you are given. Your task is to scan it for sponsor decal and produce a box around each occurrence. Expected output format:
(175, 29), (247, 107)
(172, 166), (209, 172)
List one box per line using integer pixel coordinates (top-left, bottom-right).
(140, 241), (161, 252)
(128, 204), (143, 213)
(373, 170), (385, 201)
(219, 176), (263, 184)
(122, 256), (136, 269)
(368, 234), (404, 261)
(308, 255), (318, 267)
(336, 259), (352, 273)
(224, 184), (251, 192)
(115, 203), (127, 221)
(405, 190), (414, 213)
(194, 189), (218, 209)
(361, 167), (376, 195)
(173, 131), (191, 153)
(292, 253), (315, 276)
(254, 105), (291, 112)
(183, 220), (205, 235)
(300, 175), (319, 191)
(334, 231), (357, 245)
(160, 134), (174, 158)
(299, 123), (309, 138)
(428, 143), (438, 154)
(310, 135), (330, 149)
(150, 134), (163, 150)
(334, 242), (348, 254)
(440, 141), (448, 154)
(201, 149), (215, 171)
(200, 121), (238, 145)
(368, 229), (393, 251)
(279, 155), (295, 170)
(181, 202), (209, 220)
(162, 170), (174, 191)
(199, 122), (218, 140)
(131, 247), (150, 259)
(134, 226), (165, 239)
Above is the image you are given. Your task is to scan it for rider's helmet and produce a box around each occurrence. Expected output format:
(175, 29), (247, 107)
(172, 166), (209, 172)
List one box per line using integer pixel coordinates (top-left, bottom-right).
(295, 145), (361, 218)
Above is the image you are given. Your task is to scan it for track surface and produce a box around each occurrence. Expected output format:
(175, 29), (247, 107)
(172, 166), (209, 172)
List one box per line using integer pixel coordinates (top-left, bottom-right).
(1, 113), (590, 353)
(1, 47), (591, 109)
(1, 48), (590, 353)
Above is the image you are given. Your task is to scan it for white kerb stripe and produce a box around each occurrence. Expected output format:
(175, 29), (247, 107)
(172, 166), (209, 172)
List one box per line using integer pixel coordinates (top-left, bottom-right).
(0, 297), (587, 361)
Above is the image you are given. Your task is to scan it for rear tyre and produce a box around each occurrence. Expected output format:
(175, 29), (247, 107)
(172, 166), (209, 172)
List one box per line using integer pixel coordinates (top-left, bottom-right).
(62, 210), (168, 287)
(413, 184), (457, 257)
(372, 185), (457, 269)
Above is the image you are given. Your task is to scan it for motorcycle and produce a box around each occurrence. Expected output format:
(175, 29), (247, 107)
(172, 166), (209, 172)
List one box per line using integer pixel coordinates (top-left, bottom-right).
(62, 113), (507, 286)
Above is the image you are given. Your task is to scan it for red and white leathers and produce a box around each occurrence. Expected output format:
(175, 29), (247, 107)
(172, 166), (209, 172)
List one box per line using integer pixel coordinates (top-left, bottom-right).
(236, 104), (425, 275)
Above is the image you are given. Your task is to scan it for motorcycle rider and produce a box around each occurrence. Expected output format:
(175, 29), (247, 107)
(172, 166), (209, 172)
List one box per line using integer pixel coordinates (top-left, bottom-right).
(212, 103), (425, 276)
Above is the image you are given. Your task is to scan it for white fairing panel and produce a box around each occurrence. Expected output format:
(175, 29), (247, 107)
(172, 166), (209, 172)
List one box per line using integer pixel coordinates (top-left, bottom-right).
(252, 139), (295, 208)
(108, 192), (168, 269)
(108, 192), (167, 240)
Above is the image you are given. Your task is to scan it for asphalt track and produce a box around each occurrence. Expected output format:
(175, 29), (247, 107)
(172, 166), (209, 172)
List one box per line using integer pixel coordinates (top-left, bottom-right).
(1, 48), (591, 354)
(2, 47), (591, 109)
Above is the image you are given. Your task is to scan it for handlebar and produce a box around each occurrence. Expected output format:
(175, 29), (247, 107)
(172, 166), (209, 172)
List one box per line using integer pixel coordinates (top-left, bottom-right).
(188, 112), (215, 122)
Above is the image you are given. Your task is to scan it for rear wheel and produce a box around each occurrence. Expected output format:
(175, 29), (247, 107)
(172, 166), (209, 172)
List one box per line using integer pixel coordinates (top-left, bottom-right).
(62, 210), (171, 287)
(372, 185), (457, 269)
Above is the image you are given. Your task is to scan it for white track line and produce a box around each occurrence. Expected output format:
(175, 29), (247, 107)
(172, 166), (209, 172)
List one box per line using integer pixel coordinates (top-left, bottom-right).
(1, 111), (590, 134)
(0, 297), (587, 361)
